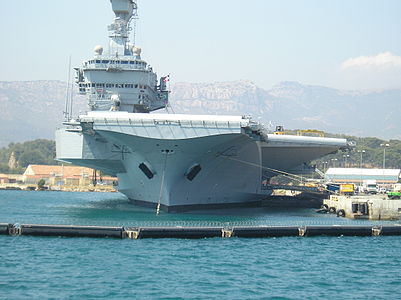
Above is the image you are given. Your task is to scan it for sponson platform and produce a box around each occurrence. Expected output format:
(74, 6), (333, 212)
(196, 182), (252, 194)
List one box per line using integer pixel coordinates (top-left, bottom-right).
(2, 223), (401, 239)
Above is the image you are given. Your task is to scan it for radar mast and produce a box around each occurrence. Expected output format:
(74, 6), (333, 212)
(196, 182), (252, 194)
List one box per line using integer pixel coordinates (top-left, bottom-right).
(108, 0), (138, 56)
(74, 0), (168, 113)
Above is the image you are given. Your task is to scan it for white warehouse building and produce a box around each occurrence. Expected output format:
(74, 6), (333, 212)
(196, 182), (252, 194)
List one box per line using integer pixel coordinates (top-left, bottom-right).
(325, 168), (401, 185)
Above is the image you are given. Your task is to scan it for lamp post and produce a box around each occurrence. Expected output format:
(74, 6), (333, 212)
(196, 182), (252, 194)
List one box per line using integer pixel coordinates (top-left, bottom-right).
(380, 143), (390, 169)
(357, 150), (365, 168)
(331, 158), (338, 168)
(357, 150), (365, 187)
(323, 161), (328, 173)
(343, 154), (350, 168)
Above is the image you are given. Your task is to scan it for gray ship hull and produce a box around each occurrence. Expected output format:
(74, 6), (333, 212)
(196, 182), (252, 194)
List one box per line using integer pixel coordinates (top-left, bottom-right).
(55, 0), (349, 212)
(56, 112), (348, 211)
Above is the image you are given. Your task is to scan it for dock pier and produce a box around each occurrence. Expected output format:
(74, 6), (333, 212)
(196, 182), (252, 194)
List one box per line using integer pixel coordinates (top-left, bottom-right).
(322, 195), (401, 220)
(2, 223), (401, 239)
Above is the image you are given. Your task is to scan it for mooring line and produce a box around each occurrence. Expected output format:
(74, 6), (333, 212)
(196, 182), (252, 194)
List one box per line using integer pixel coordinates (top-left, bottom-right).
(225, 156), (305, 183)
(156, 152), (169, 215)
(224, 156), (338, 194)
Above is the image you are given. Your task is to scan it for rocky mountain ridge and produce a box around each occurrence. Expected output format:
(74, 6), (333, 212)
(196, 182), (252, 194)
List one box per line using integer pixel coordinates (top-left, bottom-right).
(170, 80), (401, 139)
(0, 80), (400, 147)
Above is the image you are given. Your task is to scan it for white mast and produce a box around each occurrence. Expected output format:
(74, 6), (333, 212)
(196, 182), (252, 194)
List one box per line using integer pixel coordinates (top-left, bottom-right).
(108, 0), (137, 56)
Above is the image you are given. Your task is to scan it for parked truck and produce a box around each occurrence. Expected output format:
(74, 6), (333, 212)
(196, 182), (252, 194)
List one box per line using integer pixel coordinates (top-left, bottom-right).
(362, 180), (378, 194)
(388, 184), (401, 199)
(339, 184), (355, 195)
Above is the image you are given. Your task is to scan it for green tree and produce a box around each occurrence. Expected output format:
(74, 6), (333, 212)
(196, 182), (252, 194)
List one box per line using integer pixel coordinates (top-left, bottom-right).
(18, 150), (47, 168)
(37, 179), (46, 189)
(0, 139), (58, 173)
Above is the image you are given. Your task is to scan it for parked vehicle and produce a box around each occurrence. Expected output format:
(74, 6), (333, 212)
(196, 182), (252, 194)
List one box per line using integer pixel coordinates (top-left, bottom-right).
(388, 184), (401, 199)
(326, 183), (340, 193)
(362, 180), (377, 194)
(339, 184), (355, 195)
(387, 191), (401, 199)
(379, 187), (387, 194)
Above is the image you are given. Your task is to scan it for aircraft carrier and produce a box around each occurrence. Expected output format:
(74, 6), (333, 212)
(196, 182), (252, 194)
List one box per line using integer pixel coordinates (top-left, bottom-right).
(56, 0), (349, 212)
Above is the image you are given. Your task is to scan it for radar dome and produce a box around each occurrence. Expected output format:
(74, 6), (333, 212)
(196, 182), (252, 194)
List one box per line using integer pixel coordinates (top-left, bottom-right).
(132, 46), (141, 56)
(94, 45), (103, 55)
(111, 94), (120, 102)
(110, 94), (121, 111)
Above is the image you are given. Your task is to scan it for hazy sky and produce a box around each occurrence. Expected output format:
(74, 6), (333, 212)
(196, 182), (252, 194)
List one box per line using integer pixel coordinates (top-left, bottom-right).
(1, 0), (401, 90)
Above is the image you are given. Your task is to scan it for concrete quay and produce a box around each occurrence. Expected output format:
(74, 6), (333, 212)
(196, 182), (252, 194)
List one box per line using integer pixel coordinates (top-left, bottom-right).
(323, 195), (401, 220)
(0, 183), (116, 193)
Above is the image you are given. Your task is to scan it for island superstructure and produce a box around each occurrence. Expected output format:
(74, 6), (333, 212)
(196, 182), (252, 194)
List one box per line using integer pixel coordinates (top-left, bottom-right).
(56, 0), (349, 212)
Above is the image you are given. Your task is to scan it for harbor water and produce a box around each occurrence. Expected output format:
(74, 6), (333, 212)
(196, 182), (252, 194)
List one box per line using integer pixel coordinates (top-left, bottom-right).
(1, 190), (401, 299)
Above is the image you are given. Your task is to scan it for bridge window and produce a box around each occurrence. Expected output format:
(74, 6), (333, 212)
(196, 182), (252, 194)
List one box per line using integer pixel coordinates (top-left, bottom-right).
(102, 60), (109, 63)
(95, 60), (100, 63)
(121, 61), (128, 64)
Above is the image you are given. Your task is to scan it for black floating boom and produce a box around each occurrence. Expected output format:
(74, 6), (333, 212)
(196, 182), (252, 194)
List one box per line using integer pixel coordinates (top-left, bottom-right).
(1, 223), (401, 239)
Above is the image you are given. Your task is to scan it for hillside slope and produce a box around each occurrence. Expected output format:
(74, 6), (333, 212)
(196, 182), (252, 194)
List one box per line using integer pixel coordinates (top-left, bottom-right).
(0, 80), (400, 146)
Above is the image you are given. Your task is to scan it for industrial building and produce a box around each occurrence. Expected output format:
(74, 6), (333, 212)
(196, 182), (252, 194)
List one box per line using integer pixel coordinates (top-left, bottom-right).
(325, 168), (401, 185)
(0, 165), (117, 191)
(23, 165), (116, 186)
